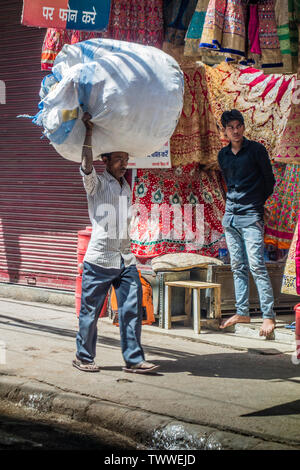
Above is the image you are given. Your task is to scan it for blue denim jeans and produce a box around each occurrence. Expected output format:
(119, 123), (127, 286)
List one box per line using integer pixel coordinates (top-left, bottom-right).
(76, 260), (145, 366)
(224, 221), (275, 319)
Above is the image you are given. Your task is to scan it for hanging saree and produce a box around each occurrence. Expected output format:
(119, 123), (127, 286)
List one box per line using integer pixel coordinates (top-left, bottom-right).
(184, 0), (210, 56)
(130, 163), (226, 259)
(275, 0), (298, 74)
(257, 0), (283, 73)
(170, 62), (223, 168)
(199, 0), (247, 59)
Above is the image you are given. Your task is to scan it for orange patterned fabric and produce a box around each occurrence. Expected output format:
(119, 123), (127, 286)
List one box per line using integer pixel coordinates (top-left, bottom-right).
(170, 62), (223, 168)
(111, 272), (155, 325)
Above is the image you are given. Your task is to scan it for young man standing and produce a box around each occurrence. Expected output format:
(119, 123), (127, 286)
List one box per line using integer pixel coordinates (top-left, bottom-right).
(218, 109), (276, 337)
(73, 112), (159, 373)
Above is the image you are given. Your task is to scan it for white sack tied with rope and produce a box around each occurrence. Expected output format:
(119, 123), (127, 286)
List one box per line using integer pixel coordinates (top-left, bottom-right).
(34, 38), (184, 162)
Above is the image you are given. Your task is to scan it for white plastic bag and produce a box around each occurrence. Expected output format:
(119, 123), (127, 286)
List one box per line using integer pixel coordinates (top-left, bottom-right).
(36, 38), (184, 162)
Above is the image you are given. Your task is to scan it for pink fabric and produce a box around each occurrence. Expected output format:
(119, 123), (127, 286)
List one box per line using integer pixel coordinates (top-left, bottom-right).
(296, 214), (300, 294)
(248, 4), (261, 55)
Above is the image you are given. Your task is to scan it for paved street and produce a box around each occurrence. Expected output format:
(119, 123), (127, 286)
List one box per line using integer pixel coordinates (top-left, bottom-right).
(0, 297), (300, 450)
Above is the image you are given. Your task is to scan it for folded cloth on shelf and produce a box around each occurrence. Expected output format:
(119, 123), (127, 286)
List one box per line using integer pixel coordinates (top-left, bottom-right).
(151, 252), (224, 272)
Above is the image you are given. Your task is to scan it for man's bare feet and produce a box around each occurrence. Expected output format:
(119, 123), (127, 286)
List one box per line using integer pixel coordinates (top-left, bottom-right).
(259, 318), (276, 337)
(220, 314), (251, 329)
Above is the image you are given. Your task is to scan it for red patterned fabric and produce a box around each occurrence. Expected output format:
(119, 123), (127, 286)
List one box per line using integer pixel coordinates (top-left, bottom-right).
(130, 163), (226, 259)
(41, 29), (73, 71)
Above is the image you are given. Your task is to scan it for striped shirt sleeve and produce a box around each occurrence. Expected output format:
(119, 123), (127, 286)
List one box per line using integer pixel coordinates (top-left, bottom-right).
(79, 166), (100, 196)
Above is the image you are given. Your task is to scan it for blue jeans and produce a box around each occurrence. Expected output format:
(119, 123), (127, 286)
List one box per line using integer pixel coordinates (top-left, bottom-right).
(224, 221), (275, 319)
(76, 260), (145, 366)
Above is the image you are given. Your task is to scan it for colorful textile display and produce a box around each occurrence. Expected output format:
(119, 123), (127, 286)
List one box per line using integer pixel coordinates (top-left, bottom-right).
(264, 164), (300, 249)
(184, 0), (210, 56)
(170, 63), (223, 168)
(41, 29), (74, 71)
(184, 0), (285, 74)
(41, 0), (164, 70)
(130, 163), (226, 259)
(281, 220), (299, 295)
(164, 0), (198, 45)
(275, 0), (298, 74)
(278, 103), (300, 164)
(275, 23), (300, 164)
(204, 62), (296, 159)
(296, 216), (300, 294)
(257, 0), (283, 73)
(248, 4), (261, 59)
(198, 0), (247, 59)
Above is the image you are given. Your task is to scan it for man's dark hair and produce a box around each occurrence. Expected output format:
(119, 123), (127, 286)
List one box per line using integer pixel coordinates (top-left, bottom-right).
(221, 109), (244, 128)
(101, 152), (112, 159)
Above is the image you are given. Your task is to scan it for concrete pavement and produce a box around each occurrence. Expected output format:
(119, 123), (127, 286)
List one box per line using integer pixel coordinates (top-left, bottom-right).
(0, 296), (300, 450)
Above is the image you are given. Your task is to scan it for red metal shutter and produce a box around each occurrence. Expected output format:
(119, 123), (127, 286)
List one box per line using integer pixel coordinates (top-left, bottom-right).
(0, 0), (104, 290)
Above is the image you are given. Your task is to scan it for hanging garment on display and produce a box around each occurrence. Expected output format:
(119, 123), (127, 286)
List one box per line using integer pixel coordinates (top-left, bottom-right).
(276, 102), (300, 164)
(41, 0), (164, 70)
(184, 0), (285, 73)
(41, 28), (74, 71)
(248, 3), (261, 61)
(275, 0), (298, 74)
(184, 0), (210, 56)
(205, 62), (296, 159)
(275, 23), (300, 164)
(169, 62), (223, 168)
(257, 0), (283, 73)
(130, 163), (226, 259)
(199, 0), (247, 59)
(264, 164), (300, 249)
(281, 220), (298, 295)
(163, 0), (198, 45)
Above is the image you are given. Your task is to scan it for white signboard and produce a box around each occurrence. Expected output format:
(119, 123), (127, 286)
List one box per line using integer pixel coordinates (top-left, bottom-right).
(128, 141), (171, 169)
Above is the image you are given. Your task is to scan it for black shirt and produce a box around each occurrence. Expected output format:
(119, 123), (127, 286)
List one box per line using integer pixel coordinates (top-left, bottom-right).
(218, 137), (275, 227)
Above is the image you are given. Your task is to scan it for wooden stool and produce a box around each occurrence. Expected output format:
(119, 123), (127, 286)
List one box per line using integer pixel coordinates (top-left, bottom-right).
(164, 280), (221, 334)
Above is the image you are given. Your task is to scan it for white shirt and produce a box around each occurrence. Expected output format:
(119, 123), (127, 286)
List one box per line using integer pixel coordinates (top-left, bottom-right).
(80, 167), (136, 269)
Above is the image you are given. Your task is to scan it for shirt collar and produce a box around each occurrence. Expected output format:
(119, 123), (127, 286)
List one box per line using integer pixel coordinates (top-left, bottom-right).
(103, 169), (127, 187)
(225, 137), (249, 154)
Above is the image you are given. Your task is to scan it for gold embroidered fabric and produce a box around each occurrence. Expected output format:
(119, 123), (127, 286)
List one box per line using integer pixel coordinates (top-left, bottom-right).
(169, 61), (223, 168)
(281, 222), (299, 295)
(204, 62), (296, 159)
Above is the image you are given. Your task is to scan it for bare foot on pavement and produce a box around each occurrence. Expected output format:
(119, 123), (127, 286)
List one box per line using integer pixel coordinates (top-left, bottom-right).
(220, 314), (251, 329)
(259, 318), (276, 337)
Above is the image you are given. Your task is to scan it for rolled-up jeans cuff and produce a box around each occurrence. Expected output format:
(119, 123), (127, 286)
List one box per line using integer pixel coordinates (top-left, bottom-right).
(263, 313), (276, 319)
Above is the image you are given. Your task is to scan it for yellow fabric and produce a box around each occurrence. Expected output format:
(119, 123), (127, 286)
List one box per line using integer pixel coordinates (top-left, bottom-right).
(62, 108), (79, 122)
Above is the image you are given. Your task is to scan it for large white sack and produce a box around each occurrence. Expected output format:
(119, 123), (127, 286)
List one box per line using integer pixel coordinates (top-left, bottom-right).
(36, 38), (184, 162)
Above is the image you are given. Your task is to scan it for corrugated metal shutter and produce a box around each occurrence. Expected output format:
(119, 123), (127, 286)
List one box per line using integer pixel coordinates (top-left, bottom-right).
(0, 0), (104, 290)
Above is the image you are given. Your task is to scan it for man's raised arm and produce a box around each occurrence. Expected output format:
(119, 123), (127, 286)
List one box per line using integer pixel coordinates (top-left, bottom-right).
(81, 112), (93, 175)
